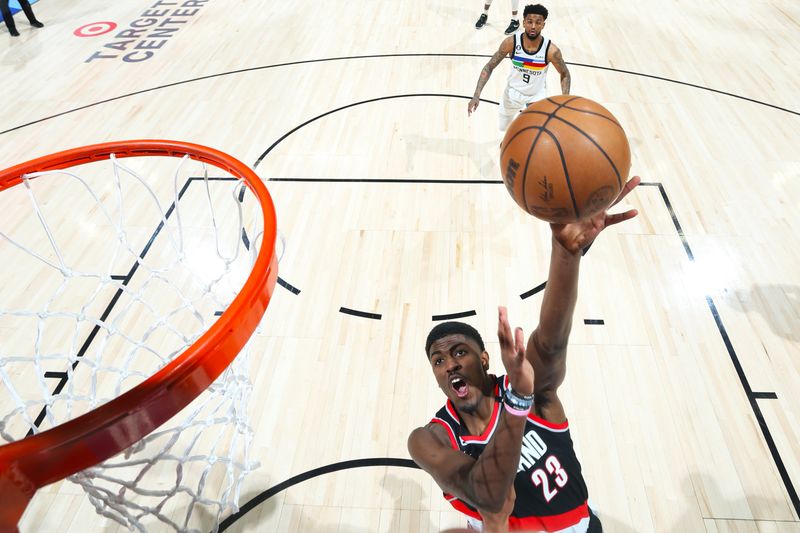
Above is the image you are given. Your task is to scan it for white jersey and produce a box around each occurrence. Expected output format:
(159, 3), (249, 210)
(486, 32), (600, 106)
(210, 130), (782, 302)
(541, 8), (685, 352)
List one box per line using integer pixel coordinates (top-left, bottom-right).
(506, 32), (550, 98)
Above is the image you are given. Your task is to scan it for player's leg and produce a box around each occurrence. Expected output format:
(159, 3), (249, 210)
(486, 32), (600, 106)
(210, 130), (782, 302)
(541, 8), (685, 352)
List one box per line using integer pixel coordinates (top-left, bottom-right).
(18, 0), (42, 26)
(1, 0), (20, 36)
(475, 1), (491, 28)
(504, 0), (520, 34)
(498, 87), (524, 131)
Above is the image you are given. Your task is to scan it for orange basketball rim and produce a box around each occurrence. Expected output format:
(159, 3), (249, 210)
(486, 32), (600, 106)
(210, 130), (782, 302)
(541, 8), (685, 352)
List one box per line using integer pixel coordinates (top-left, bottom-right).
(0, 140), (279, 530)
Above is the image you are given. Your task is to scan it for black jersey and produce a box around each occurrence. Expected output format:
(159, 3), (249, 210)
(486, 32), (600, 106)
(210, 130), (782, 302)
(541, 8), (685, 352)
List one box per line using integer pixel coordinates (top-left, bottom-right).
(429, 375), (589, 532)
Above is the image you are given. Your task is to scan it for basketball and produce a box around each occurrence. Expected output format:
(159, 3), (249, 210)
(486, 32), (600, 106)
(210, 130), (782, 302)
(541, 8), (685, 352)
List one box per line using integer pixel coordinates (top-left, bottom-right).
(499, 95), (631, 224)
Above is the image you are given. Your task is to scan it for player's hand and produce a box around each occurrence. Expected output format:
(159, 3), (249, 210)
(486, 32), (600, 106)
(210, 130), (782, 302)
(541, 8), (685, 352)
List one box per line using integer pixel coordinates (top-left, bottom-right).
(551, 175), (640, 254)
(497, 307), (534, 396)
(468, 97), (480, 115)
(478, 484), (516, 533)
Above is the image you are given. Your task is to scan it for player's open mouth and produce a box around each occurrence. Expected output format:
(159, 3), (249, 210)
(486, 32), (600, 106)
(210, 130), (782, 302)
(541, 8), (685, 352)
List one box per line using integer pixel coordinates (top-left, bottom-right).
(450, 376), (470, 398)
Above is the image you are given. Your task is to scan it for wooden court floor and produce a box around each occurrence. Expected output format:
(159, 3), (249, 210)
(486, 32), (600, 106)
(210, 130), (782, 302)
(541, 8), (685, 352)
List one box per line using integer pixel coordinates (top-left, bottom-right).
(2, 0), (799, 531)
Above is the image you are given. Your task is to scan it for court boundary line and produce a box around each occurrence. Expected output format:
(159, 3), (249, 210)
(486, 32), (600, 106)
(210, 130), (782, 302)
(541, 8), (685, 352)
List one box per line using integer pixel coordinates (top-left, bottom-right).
(653, 182), (799, 516)
(218, 458), (420, 531)
(2, 53), (798, 136)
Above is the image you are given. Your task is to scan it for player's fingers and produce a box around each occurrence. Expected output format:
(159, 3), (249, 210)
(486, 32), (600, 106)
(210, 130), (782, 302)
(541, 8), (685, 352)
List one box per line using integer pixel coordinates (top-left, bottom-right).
(612, 175), (641, 205)
(497, 306), (511, 344)
(605, 209), (638, 227)
(514, 327), (525, 358)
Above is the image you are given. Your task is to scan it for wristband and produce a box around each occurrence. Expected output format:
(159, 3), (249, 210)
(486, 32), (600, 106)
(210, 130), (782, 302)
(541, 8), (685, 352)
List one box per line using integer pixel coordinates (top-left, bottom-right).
(503, 402), (531, 417)
(503, 387), (533, 413)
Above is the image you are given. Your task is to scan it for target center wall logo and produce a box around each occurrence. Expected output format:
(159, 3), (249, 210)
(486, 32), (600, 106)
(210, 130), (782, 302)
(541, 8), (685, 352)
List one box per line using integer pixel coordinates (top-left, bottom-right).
(76, 0), (212, 63)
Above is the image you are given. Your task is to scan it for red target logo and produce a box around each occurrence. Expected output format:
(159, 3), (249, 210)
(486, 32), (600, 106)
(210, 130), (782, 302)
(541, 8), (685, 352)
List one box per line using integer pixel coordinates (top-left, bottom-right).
(74, 21), (117, 37)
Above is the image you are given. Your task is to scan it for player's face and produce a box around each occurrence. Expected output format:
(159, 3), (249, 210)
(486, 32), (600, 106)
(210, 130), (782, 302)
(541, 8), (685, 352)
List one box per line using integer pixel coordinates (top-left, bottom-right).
(523, 14), (546, 40)
(428, 334), (490, 414)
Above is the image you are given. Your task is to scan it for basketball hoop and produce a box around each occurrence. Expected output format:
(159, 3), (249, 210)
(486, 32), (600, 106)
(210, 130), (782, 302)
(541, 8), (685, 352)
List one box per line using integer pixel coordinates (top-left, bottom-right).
(0, 141), (278, 531)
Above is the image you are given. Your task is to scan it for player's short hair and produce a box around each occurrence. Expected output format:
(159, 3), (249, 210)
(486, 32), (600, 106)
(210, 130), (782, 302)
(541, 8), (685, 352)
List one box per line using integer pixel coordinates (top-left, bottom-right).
(523, 4), (549, 20)
(425, 322), (486, 357)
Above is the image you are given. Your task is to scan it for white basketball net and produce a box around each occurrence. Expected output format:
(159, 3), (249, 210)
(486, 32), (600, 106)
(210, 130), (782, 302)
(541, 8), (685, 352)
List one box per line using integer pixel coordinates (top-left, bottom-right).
(0, 153), (269, 532)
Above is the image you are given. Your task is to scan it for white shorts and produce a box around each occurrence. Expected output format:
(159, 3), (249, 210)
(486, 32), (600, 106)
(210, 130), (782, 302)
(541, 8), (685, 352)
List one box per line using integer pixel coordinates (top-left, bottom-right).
(498, 85), (548, 131)
(465, 514), (591, 532)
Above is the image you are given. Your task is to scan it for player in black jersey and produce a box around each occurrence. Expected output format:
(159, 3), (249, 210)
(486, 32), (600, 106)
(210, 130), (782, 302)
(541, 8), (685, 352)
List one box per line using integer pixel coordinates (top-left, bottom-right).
(408, 176), (640, 532)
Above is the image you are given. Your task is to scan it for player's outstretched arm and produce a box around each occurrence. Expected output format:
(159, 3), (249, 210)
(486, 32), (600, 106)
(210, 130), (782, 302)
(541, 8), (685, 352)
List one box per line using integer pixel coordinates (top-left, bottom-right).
(526, 177), (640, 423)
(547, 43), (571, 95)
(408, 308), (533, 515)
(468, 37), (514, 116)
